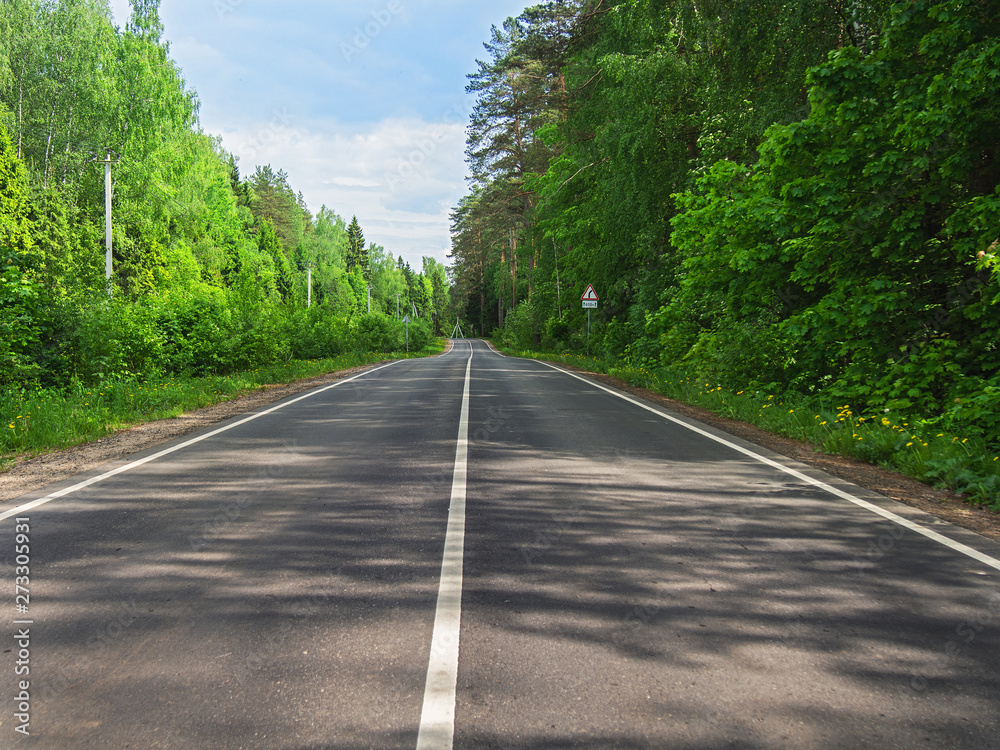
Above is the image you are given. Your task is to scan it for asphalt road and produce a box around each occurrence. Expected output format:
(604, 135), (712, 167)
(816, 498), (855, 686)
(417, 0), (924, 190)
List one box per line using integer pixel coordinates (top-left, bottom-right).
(2, 339), (1000, 749)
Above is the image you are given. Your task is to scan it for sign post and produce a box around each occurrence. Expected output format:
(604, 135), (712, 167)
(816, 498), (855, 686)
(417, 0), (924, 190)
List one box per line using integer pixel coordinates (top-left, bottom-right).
(581, 285), (599, 354)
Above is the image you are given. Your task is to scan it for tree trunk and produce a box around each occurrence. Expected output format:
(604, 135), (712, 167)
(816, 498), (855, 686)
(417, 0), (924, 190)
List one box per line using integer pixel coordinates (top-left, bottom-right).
(16, 78), (23, 160)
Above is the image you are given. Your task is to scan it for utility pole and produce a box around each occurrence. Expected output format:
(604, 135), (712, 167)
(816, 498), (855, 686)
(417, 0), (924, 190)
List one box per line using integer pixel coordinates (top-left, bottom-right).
(395, 293), (400, 320)
(553, 239), (562, 318)
(307, 264), (312, 308)
(101, 151), (115, 295)
(367, 285), (371, 313)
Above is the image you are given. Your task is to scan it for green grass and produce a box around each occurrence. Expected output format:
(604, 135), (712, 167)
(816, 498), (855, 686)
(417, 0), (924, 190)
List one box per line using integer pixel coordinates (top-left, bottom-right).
(1, 341), (446, 465)
(498, 345), (1000, 510)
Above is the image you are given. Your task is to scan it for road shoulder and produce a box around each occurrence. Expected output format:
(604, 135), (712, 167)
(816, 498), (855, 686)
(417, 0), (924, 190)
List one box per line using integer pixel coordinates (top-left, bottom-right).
(0, 363), (389, 505)
(550, 362), (1000, 545)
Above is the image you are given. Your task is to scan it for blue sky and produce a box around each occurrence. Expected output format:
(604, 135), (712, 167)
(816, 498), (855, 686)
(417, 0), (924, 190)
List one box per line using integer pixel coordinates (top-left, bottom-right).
(107, 0), (530, 268)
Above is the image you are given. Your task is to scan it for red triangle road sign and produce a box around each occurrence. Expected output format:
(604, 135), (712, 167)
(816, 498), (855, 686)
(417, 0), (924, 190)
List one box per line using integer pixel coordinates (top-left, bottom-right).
(581, 284), (599, 301)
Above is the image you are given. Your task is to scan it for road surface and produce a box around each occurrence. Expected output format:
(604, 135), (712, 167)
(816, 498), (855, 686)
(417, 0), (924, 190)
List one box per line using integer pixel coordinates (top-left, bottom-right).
(2, 339), (999, 748)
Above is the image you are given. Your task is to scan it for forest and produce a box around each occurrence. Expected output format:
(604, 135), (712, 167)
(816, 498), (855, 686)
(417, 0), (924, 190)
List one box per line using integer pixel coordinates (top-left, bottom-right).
(449, 0), (1000, 504)
(2, 0), (999, 504)
(0, 0), (451, 394)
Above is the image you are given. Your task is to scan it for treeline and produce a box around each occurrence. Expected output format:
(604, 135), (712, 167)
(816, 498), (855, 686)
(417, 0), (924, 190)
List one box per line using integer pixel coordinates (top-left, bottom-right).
(0, 0), (449, 390)
(450, 0), (1000, 440)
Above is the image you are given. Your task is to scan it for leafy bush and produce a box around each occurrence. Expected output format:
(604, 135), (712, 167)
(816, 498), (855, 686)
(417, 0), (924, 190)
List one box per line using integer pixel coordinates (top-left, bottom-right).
(353, 312), (401, 352)
(156, 292), (234, 375)
(501, 299), (543, 349)
(680, 318), (795, 392)
(0, 248), (46, 386)
(404, 318), (433, 351)
(286, 307), (352, 360)
(66, 296), (166, 381)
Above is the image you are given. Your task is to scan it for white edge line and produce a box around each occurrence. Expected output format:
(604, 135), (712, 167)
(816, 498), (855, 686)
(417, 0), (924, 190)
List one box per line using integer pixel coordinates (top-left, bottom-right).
(416, 349), (472, 750)
(536, 360), (1000, 574)
(0, 360), (404, 522)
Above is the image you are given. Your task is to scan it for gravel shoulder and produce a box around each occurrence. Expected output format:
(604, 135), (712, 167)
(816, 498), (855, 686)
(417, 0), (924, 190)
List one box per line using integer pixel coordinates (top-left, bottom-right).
(2, 342), (998, 546)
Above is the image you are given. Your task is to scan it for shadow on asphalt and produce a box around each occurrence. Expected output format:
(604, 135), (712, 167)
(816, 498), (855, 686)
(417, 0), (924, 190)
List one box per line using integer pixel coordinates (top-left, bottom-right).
(4, 354), (999, 749)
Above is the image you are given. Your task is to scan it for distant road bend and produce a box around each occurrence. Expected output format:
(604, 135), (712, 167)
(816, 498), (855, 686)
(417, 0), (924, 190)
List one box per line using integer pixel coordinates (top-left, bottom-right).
(2, 339), (1000, 749)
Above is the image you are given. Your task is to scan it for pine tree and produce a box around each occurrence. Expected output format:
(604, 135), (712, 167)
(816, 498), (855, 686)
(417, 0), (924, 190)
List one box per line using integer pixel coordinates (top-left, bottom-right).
(0, 121), (41, 384)
(0, 122), (33, 254)
(346, 215), (370, 282)
(258, 219), (293, 303)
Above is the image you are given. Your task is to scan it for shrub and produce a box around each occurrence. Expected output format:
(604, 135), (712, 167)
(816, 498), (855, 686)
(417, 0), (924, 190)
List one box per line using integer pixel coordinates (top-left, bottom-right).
(353, 312), (402, 352)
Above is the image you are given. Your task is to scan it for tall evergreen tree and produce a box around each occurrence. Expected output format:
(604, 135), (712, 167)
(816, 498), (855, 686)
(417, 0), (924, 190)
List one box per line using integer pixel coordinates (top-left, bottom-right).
(258, 218), (293, 303)
(346, 215), (370, 282)
(0, 121), (42, 384)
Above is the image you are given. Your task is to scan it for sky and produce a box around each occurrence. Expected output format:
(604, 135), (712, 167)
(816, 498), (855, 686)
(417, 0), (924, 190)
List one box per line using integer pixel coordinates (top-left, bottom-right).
(107, 0), (531, 269)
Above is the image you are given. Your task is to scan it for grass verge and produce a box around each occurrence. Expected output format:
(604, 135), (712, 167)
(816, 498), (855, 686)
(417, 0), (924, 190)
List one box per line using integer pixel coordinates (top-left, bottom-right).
(498, 345), (1000, 511)
(1, 341), (446, 464)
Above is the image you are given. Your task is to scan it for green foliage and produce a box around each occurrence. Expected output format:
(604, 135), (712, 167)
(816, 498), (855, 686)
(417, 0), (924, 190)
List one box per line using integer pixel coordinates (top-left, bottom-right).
(353, 312), (402, 353)
(285, 307), (352, 361)
(249, 165), (308, 255)
(500, 298), (544, 350)
(62, 295), (163, 381)
(669, 0), (1000, 417)
(0, 121), (32, 253)
(258, 219), (294, 303)
(455, 1), (1000, 504)
(0, 122), (45, 385)
(404, 318), (433, 352)
(0, 1), (453, 409)
(0, 248), (45, 385)
(346, 215), (370, 282)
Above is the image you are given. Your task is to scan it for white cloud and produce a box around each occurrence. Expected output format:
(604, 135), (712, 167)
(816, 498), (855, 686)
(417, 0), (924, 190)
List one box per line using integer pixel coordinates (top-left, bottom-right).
(209, 113), (469, 268)
(108, 0), (533, 269)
